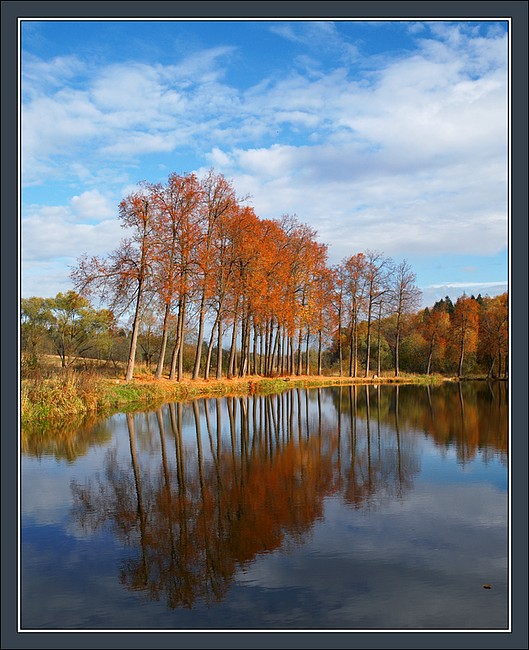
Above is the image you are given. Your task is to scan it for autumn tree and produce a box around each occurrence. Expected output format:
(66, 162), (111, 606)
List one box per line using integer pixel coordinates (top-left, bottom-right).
(343, 253), (367, 378)
(362, 251), (391, 378)
(478, 293), (508, 378)
(151, 173), (203, 380)
(418, 305), (450, 375)
(72, 184), (157, 381)
(191, 170), (239, 380)
(451, 295), (479, 377)
(388, 259), (422, 377)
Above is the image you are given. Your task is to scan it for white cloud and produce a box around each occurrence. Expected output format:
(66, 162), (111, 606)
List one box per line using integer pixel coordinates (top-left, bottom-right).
(21, 48), (239, 185)
(21, 23), (508, 298)
(207, 138), (507, 262)
(22, 190), (121, 264)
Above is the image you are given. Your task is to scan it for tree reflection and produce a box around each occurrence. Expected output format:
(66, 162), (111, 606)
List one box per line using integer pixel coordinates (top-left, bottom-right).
(72, 394), (338, 609)
(22, 414), (112, 462)
(71, 381), (507, 610)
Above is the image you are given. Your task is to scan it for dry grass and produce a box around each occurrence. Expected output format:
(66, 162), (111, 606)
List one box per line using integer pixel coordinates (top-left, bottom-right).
(21, 366), (448, 435)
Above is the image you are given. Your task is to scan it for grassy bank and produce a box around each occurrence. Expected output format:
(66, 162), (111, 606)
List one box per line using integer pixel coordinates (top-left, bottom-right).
(21, 369), (449, 433)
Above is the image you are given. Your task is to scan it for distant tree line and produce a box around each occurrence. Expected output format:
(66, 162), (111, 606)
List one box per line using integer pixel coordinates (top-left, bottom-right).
(21, 170), (508, 380)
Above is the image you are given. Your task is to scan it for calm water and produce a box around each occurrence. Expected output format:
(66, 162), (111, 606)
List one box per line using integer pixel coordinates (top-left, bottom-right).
(21, 382), (509, 630)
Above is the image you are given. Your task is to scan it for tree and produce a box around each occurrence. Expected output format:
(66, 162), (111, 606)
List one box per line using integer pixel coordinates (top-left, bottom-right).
(46, 291), (112, 367)
(362, 251), (390, 378)
(451, 295), (479, 377)
(72, 184), (157, 381)
(191, 170), (239, 380)
(343, 253), (367, 378)
(388, 259), (422, 377)
(418, 305), (450, 375)
(21, 297), (53, 368)
(478, 293), (508, 378)
(151, 172), (202, 380)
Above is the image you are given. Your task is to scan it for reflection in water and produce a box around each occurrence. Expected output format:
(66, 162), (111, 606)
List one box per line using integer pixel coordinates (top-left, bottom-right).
(21, 415), (112, 462)
(69, 382), (507, 611)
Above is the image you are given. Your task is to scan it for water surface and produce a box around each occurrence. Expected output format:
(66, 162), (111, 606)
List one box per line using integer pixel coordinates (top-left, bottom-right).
(21, 381), (509, 630)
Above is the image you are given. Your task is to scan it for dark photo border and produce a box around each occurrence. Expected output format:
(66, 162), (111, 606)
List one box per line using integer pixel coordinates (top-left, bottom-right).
(2, 2), (527, 649)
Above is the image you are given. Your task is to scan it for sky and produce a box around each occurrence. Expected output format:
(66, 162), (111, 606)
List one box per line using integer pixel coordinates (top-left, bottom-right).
(20, 19), (509, 308)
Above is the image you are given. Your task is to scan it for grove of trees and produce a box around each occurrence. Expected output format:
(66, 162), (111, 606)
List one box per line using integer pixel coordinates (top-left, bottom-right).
(21, 170), (508, 381)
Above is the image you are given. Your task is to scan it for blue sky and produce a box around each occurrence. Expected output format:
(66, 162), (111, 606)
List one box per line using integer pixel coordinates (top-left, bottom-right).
(21, 19), (509, 307)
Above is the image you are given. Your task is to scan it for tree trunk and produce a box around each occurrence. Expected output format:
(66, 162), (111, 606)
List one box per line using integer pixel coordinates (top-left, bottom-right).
(203, 313), (219, 380)
(216, 317), (223, 379)
(458, 339), (465, 378)
(348, 325), (354, 377)
(337, 307), (343, 377)
(192, 290), (207, 379)
(317, 329), (322, 375)
(169, 301), (183, 380)
(177, 294), (187, 382)
(155, 301), (171, 379)
(305, 327), (310, 375)
(364, 302), (373, 378)
(296, 328), (303, 376)
(125, 286), (143, 381)
(269, 323), (280, 376)
(394, 331), (400, 377)
(228, 317), (238, 379)
(426, 347), (433, 375)
(252, 323), (258, 375)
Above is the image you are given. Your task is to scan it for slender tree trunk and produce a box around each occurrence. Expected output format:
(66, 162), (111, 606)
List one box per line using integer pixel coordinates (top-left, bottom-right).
(155, 301), (171, 379)
(177, 294), (186, 382)
(240, 318), (251, 378)
(426, 347), (433, 375)
(203, 312), (219, 380)
(245, 323), (252, 376)
(259, 325), (264, 375)
(353, 318), (359, 378)
(169, 300), (183, 380)
(317, 329), (322, 375)
(487, 356), (495, 379)
(277, 327), (283, 375)
(168, 336), (179, 381)
(394, 312), (401, 378)
(125, 285), (143, 381)
(269, 323), (280, 376)
(228, 315), (238, 379)
(296, 328), (303, 376)
(238, 312), (247, 378)
(192, 290), (207, 379)
(348, 325), (354, 377)
(338, 306), (343, 377)
(364, 302), (373, 378)
(280, 328), (287, 375)
(458, 339), (465, 378)
(305, 327), (310, 375)
(267, 319), (275, 376)
(252, 322), (258, 375)
(216, 317), (223, 379)
(377, 332), (382, 377)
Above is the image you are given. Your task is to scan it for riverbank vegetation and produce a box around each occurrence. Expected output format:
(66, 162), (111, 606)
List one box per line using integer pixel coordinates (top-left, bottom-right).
(21, 361), (450, 433)
(21, 169), (508, 431)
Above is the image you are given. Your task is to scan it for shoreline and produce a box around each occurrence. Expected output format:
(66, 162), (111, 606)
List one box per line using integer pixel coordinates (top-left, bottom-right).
(21, 371), (503, 434)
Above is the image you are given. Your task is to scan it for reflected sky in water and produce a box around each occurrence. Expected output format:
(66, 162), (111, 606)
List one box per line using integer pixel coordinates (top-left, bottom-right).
(21, 382), (508, 630)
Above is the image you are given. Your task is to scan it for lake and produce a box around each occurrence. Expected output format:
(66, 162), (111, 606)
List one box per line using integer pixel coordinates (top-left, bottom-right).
(21, 381), (509, 631)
